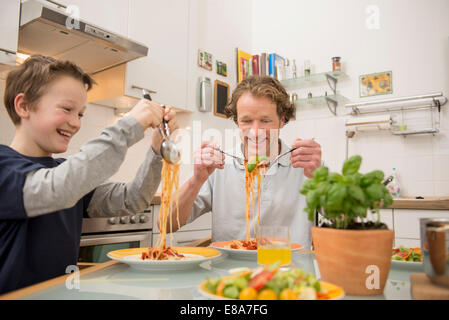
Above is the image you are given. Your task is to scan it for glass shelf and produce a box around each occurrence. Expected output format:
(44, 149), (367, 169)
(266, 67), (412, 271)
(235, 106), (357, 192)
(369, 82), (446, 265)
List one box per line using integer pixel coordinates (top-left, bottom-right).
(294, 94), (350, 116)
(391, 128), (438, 136)
(294, 94), (349, 107)
(281, 71), (348, 90)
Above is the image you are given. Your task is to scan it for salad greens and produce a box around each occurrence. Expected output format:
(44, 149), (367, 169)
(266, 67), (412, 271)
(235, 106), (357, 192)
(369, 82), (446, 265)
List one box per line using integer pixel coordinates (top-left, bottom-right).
(203, 262), (328, 300)
(299, 155), (393, 229)
(392, 246), (422, 262)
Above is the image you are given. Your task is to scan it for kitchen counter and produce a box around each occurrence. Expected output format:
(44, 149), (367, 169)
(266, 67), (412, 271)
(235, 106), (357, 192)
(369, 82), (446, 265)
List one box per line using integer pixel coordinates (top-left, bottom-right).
(389, 197), (449, 210)
(1, 251), (414, 301)
(151, 193), (161, 205)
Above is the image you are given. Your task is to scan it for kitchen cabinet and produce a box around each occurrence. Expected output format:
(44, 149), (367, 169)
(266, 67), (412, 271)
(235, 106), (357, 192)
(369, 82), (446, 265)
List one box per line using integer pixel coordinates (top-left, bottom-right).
(393, 209), (449, 247)
(126, 0), (191, 111)
(54, 0), (129, 37)
(0, 0), (20, 78)
(87, 0), (192, 113)
(151, 205), (211, 246)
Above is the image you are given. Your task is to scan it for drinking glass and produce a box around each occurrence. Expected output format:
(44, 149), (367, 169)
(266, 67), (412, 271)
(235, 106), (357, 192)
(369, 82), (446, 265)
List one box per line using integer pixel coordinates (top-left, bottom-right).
(257, 226), (291, 266)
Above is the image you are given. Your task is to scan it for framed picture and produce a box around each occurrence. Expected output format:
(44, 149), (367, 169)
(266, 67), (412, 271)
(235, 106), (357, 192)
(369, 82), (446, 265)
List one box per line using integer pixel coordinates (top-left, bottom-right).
(359, 71), (393, 97)
(236, 48), (253, 83)
(198, 49), (213, 71)
(214, 80), (229, 118)
(216, 60), (227, 77)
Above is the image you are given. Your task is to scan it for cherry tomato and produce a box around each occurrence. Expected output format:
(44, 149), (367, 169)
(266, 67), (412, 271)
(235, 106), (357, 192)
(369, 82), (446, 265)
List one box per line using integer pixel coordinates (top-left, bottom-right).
(249, 270), (274, 290)
(239, 287), (258, 300)
(279, 288), (297, 300)
(257, 289), (277, 300)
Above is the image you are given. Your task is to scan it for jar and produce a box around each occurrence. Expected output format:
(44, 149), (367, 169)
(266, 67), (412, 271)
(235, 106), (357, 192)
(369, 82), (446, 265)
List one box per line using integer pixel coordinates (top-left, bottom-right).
(332, 57), (341, 72)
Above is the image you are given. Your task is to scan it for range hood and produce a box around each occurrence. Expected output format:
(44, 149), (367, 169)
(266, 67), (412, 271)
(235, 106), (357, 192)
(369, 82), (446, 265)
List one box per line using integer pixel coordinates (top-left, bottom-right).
(18, 0), (148, 74)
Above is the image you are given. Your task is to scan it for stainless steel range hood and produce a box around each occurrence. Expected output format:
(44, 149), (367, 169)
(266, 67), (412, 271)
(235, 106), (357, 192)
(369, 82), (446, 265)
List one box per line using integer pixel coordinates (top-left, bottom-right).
(18, 0), (148, 74)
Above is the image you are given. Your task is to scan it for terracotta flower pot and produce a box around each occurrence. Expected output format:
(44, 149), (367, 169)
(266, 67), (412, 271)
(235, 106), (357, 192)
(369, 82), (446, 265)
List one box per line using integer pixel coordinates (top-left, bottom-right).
(311, 226), (394, 295)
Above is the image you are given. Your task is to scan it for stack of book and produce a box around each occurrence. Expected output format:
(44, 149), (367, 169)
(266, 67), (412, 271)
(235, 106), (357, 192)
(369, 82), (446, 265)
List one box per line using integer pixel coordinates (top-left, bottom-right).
(237, 49), (290, 83)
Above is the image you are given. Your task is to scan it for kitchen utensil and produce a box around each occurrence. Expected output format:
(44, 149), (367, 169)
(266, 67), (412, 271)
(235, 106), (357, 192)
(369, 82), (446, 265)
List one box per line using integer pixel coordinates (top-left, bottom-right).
(265, 137), (315, 169)
(213, 148), (244, 166)
(142, 90), (180, 164)
(420, 218), (449, 288)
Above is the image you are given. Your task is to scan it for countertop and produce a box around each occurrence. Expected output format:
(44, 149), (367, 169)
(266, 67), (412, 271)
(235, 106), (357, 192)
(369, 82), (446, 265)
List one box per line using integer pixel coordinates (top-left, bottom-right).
(0, 251), (415, 300)
(151, 194), (449, 210)
(389, 197), (449, 210)
(151, 193), (161, 205)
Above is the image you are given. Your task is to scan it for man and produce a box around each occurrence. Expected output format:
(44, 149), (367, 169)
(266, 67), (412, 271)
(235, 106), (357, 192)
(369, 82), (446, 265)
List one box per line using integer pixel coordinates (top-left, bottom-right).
(163, 75), (321, 249)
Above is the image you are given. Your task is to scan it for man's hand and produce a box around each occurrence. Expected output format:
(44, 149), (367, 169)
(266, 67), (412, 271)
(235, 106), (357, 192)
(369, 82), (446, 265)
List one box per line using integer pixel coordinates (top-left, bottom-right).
(151, 105), (178, 155)
(193, 141), (225, 183)
(290, 139), (322, 178)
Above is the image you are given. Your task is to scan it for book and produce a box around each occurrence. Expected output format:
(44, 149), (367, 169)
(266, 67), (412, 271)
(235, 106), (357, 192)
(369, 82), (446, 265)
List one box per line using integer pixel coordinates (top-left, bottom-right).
(260, 53), (267, 76)
(268, 53), (285, 79)
(252, 55), (260, 75)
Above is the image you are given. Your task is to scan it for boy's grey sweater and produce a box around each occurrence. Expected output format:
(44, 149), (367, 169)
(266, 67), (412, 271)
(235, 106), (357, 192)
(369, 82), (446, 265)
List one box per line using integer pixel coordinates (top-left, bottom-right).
(23, 115), (163, 218)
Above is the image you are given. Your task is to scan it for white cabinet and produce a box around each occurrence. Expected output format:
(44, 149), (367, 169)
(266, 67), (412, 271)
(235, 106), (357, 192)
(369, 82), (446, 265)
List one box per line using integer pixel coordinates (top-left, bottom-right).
(152, 205), (211, 246)
(393, 209), (449, 240)
(393, 209), (449, 247)
(55, 0), (129, 37)
(0, 0), (20, 75)
(126, 0), (190, 111)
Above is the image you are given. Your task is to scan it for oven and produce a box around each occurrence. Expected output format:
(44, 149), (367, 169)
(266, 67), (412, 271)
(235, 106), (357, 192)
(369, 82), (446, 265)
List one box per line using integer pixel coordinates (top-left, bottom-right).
(78, 208), (153, 263)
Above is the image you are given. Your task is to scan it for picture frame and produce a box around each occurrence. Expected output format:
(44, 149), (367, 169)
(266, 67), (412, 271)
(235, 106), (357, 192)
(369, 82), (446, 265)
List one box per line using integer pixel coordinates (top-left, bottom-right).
(236, 48), (253, 83)
(359, 71), (393, 97)
(214, 80), (230, 119)
(216, 60), (227, 77)
(198, 49), (213, 71)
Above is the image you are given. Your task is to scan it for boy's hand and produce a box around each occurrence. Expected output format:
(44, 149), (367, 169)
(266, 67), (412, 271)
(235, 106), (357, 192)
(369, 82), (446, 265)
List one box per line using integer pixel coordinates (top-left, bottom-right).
(151, 105), (178, 155)
(128, 98), (164, 130)
(193, 141), (225, 184)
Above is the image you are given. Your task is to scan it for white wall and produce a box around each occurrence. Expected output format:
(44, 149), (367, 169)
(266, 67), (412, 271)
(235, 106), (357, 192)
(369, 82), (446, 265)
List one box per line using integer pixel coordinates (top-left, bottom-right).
(251, 0), (449, 196)
(2, 0), (448, 198)
(0, 0), (253, 192)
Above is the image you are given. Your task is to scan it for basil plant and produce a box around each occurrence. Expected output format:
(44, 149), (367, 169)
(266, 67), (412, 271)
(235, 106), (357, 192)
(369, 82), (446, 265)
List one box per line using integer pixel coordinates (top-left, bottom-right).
(300, 155), (393, 229)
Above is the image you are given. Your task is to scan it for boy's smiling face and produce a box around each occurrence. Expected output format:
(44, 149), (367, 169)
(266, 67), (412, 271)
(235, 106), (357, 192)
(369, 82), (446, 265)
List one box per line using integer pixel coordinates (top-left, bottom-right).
(22, 75), (87, 156)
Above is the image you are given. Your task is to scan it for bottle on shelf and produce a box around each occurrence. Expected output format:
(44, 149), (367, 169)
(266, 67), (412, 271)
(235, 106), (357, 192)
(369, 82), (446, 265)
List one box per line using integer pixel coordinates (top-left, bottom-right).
(385, 168), (401, 198)
(292, 59), (297, 78)
(304, 59), (311, 76)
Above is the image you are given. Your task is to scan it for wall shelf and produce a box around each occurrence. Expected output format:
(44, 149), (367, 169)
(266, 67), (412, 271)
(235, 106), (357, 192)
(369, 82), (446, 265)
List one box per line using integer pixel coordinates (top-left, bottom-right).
(345, 93), (447, 137)
(295, 94), (350, 116)
(281, 71), (349, 116)
(281, 71), (348, 90)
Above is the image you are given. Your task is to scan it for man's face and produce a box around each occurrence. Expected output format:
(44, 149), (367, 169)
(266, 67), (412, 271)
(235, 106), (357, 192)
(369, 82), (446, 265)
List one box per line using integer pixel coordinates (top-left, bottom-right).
(236, 92), (284, 160)
(23, 75), (87, 156)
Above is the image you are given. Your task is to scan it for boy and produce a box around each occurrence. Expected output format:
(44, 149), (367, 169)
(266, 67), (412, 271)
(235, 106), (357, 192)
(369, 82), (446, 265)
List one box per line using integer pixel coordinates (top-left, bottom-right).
(163, 76), (322, 249)
(0, 55), (177, 294)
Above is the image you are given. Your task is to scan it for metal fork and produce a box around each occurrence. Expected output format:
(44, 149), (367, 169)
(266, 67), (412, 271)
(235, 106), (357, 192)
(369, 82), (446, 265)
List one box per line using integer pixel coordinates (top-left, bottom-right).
(213, 148), (245, 166)
(266, 137), (315, 168)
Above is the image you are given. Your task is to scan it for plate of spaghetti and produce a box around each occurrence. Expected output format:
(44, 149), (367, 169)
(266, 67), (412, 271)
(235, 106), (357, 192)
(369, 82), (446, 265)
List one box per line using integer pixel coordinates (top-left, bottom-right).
(210, 240), (304, 260)
(108, 157), (221, 270)
(107, 246), (222, 271)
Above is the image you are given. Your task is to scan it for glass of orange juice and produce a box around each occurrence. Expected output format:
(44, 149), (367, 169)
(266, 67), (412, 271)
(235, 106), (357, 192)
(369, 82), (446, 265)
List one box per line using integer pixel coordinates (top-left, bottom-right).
(257, 226), (291, 266)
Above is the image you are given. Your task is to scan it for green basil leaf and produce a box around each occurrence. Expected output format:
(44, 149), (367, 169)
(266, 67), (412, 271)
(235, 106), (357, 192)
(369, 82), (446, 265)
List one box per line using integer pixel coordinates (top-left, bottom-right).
(342, 155), (362, 176)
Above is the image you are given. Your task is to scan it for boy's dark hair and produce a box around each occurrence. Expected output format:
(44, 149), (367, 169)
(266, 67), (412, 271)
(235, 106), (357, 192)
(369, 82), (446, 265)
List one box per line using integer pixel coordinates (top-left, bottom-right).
(224, 75), (296, 124)
(4, 54), (95, 125)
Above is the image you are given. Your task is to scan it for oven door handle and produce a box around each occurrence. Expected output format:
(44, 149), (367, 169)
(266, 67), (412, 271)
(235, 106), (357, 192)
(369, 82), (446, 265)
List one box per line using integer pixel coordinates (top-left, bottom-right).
(80, 231), (150, 247)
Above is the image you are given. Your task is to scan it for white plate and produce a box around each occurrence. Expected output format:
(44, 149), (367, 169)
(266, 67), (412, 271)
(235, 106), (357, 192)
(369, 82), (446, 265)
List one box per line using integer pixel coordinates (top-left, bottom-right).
(209, 241), (304, 260)
(391, 259), (423, 271)
(107, 247), (222, 271)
